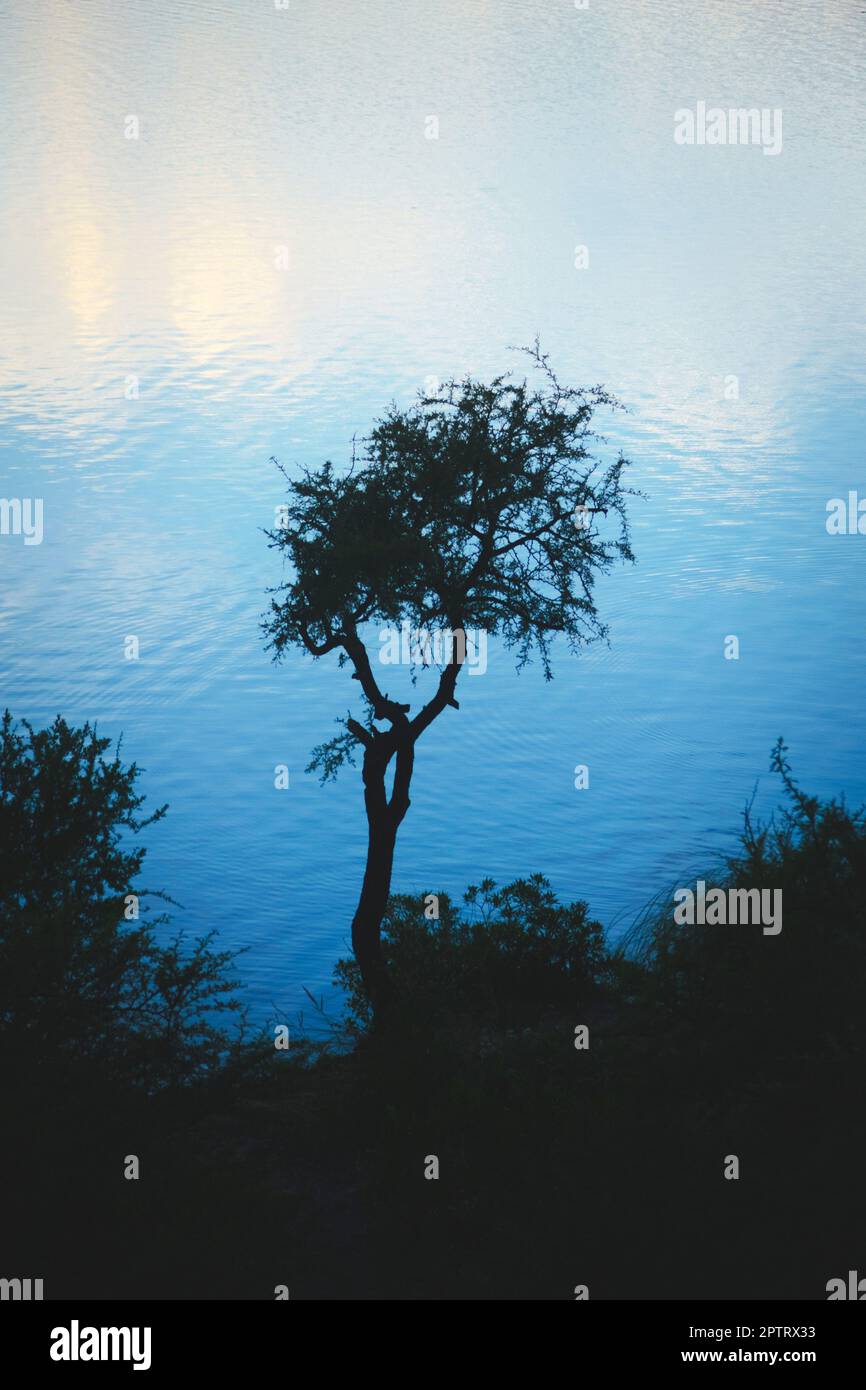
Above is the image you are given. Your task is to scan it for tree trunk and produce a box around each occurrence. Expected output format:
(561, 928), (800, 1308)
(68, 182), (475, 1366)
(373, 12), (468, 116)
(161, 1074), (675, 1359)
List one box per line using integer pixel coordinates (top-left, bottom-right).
(351, 734), (413, 1015)
(351, 808), (398, 1013)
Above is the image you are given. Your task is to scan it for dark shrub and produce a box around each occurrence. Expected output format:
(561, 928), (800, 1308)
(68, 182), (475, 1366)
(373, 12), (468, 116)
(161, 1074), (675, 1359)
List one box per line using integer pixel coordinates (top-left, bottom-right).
(0, 710), (248, 1089)
(335, 872), (609, 1034)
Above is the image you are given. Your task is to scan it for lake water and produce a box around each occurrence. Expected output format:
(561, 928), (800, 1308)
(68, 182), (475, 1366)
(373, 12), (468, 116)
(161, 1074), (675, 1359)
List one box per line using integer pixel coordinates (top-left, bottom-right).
(2, 0), (865, 1028)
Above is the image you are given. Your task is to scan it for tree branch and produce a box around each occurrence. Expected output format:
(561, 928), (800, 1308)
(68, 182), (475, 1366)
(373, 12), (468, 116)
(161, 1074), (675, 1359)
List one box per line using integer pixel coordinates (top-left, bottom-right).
(343, 622), (410, 724)
(409, 626), (466, 740)
(490, 505), (606, 560)
(388, 735), (414, 826)
(298, 619), (343, 657)
(347, 718), (374, 749)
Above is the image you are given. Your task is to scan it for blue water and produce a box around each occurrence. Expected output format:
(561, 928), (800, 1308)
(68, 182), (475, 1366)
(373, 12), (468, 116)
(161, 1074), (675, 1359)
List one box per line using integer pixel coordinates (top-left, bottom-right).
(2, 0), (865, 1027)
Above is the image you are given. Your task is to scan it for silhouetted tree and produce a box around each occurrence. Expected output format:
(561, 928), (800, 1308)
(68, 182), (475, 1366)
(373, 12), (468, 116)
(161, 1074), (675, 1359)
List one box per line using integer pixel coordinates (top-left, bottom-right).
(264, 345), (636, 1011)
(0, 710), (245, 1086)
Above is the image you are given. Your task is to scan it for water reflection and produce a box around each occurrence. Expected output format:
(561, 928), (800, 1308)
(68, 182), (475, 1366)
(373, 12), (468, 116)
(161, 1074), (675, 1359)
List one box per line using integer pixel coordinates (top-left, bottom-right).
(2, 0), (865, 1023)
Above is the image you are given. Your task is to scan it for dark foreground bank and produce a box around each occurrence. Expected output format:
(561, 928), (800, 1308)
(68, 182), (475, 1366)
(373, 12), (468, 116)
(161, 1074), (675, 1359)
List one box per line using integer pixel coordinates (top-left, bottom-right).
(2, 722), (865, 1299)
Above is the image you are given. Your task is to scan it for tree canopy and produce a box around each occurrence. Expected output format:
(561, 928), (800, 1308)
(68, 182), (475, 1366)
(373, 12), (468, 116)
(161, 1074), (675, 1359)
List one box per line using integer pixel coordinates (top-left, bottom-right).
(264, 344), (637, 777)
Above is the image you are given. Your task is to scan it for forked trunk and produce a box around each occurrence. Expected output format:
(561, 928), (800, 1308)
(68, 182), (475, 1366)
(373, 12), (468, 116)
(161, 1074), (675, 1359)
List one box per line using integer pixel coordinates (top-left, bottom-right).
(350, 733), (413, 1014)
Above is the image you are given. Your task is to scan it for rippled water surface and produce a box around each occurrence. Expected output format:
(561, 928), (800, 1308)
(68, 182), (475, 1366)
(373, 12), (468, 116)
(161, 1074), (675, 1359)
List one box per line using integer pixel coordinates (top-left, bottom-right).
(2, 0), (865, 1023)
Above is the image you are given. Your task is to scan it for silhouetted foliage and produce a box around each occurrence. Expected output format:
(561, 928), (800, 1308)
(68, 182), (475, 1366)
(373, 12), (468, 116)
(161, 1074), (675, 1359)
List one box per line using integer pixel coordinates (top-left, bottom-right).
(625, 739), (866, 1073)
(6, 738), (865, 1300)
(0, 710), (248, 1089)
(335, 874), (609, 1033)
(263, 344), (637, 1007)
